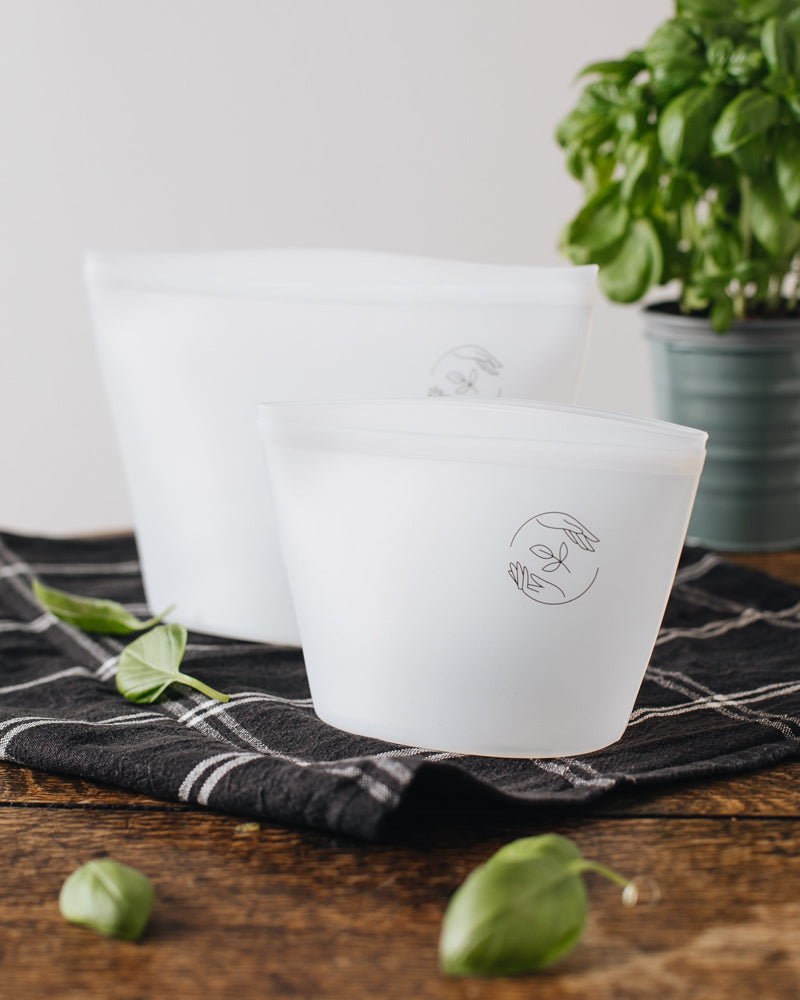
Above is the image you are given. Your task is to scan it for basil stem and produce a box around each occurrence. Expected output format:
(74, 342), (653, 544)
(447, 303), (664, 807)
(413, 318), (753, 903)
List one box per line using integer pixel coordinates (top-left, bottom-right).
(116, 623), (229, 704)
(33, 579), (173, 635)
(439, 834), (634, 977)
(59, 857), (154, 941)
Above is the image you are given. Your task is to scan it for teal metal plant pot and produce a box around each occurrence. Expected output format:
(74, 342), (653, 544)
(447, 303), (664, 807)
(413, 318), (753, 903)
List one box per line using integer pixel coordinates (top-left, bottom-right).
(644, 305), (800, 551)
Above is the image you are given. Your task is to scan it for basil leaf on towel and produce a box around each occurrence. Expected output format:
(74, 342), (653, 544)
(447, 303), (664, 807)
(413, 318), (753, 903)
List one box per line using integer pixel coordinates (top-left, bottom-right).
(116, 623), (229, 704)
(33, 579), (172, 635)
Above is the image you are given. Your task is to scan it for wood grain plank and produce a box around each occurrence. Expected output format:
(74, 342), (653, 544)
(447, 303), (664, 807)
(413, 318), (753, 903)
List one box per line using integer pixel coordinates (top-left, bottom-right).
(587, 760), (800, 818)
(0, 761), (186, 810)
(723, 549), (800, 586)
(1, 808), (799, 1000)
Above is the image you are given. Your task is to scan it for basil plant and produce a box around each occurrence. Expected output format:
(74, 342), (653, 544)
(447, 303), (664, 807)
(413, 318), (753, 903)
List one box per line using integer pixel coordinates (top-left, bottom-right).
(557, 0), (800, 331)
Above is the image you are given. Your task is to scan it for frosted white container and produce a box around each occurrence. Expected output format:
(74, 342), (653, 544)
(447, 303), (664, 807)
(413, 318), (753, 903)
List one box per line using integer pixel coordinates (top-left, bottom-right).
(258, 398), (707, 757)
(85, 249), (597, 645)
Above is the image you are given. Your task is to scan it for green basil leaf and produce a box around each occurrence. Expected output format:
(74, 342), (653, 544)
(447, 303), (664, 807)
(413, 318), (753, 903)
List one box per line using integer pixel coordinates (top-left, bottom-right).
(775, 130), (800, 212)
(561, 184), (630, 259)
(580, 154), (618, 199)
(677, 0), (736, 15)
(742, 0), (796, 20)
(681, 285), (711, 313)
(726, 43), (766, 83)
(563, 146), (616, 192)
(711, 89), (781, 155)
(59, 858), (154, 941)
(620, 138), (655, 201)
(787, 90), (800, 120)
(658, 86), (727, 165)
(644, 20), (705, 92)
(645, 19), (701, 62)
(439, 856), (588, 976)
(732, 258), (770, 282)
(32, 579), (172, 635)
(762, 68), (794, 96)
(661, 172), (696, 212)
(731, 132), (770, 175)
(555, 109), (586, 148)
(749, 174), (800, 256)
(710, 293), (735, 332)
(575, 55), (646, 83)
(788, 6), (800, 42)
(705, 225), (742, 271)
(488, 833), (584, 868)
(707, 36), (735, 71)
(578, 80), (628, 113)
(116, 623), (229, 704)
(439, 835), (631, 977)
(598, 219), (664, 302)
(616, 109), (639, 136)
(564, 144), (585, 181)
(554, 108), (612, 149)
(761, 15), (798, 74)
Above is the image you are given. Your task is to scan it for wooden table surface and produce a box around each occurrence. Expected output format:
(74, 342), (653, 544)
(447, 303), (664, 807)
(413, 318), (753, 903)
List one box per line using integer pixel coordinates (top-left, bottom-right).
(3, 551), (800, 1000)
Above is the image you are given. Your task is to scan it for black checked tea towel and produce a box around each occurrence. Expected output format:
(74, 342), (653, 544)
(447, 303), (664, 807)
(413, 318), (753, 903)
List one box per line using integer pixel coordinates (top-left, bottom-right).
(0, 530), (799, 840)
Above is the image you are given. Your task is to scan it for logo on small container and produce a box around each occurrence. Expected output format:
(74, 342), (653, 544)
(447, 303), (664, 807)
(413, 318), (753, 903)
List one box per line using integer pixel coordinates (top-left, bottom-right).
(428, 344), (504, 397)
(508, 512), (599, 605)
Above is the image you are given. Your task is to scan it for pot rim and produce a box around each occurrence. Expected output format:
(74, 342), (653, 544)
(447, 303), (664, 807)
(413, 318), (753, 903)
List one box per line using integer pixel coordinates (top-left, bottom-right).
(643, 301), (800, 349)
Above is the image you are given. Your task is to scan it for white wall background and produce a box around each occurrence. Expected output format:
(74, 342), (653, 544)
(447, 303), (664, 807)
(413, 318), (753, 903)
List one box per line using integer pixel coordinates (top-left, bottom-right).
(1, 0), (672, 535)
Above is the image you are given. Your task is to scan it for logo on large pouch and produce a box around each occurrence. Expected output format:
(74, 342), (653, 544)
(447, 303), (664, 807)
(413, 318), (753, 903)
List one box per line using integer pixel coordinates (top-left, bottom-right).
(508, 511), (599, 606)
(428, 344), (504, 397)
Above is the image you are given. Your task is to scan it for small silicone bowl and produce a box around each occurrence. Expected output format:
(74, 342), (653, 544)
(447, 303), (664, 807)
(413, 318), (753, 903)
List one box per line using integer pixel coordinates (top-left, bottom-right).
(258, 397), (707, 757)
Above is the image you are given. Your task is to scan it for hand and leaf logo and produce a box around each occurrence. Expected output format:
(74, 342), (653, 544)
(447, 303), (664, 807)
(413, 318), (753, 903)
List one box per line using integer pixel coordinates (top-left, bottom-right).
(429, 344), (504, 398)
(508, 512), (599, 606)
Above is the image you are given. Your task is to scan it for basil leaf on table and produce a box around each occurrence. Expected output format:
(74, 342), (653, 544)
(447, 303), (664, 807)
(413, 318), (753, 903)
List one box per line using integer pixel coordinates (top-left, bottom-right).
(116, 623), (229, 704)
(59, 857), (154, 941)
(33, 579), (172, 635)
(439, 834), (633, 977)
